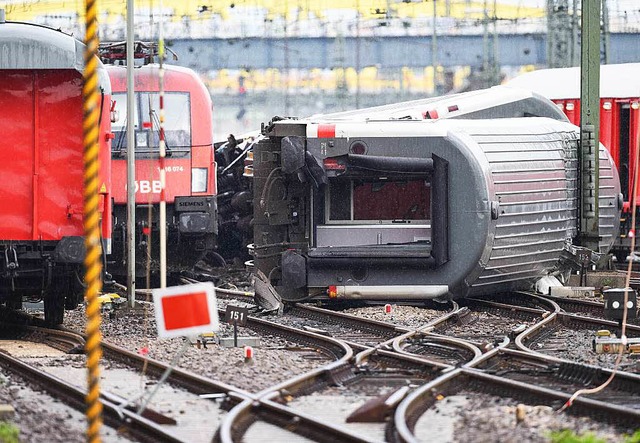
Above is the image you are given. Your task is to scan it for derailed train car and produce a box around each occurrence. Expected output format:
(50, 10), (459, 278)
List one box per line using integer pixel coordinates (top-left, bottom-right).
(252, 102), (620, 301)
(225, 85), (572, 263)
(305, 84), (569, 122)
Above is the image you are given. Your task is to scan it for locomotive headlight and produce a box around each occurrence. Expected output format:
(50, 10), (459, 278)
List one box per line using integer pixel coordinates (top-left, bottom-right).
(192, 168), (208, 193)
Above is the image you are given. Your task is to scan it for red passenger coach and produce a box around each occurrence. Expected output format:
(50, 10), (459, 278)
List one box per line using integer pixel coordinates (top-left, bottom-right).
(509, 64), (640, 260)
(104, 51), (217, 275)
(0, 21), (113, 324)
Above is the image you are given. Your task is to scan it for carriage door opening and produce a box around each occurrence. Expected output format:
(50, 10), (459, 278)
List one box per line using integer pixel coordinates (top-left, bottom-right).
(315, 154), (449, 266)
(322, 177), (432, 247)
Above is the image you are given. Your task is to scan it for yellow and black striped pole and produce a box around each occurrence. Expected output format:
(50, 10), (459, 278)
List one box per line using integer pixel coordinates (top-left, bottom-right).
(83, 0), (104, 441)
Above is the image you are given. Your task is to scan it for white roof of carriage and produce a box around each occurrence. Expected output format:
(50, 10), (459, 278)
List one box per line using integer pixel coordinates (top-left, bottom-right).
(507, 63), (640, 99)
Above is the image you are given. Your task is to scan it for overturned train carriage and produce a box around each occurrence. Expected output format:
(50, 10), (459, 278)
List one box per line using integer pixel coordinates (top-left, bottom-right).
(252, 117), (620, 301)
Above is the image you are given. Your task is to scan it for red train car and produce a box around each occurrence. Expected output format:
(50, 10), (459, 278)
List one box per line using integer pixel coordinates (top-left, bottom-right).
(0, 21), (113, 324)
(103, 49), (217, 275)
(508, 64), (640, 260)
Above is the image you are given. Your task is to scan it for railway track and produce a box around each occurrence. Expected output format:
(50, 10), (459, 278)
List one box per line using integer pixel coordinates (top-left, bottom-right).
(8, 275), (640, 441)
(472, 348), (640, 409)
(542, 293), (640, 325)
(0, 323), (215, 442)
(516, 311), (640, 368)
(178, 275), (640, 441)
(428, 293), (557, 349)
(392, 366), (640, 443)
(216, 290), (640, 442)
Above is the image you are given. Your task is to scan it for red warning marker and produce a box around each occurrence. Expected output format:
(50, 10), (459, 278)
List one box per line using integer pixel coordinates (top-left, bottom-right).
(384, 304), (392, 314)
(153, 282), (219, 339)
(244, 345), (254, 362)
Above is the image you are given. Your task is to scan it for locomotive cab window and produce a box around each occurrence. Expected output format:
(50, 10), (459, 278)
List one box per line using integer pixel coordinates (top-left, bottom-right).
(111, 92), (191, 158)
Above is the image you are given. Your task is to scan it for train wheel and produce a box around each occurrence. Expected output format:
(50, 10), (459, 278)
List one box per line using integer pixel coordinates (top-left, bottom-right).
(44, 295), (64, 326)
(203, 251), (227, 268)
(44, 278), (65, 326)
(65, 270), (85, 310)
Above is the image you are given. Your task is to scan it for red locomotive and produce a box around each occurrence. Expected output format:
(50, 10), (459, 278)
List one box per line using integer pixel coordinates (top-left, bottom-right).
(0, 21), (113, 324)
(101, 44), (217, 275)
(509, 64), (640, 260)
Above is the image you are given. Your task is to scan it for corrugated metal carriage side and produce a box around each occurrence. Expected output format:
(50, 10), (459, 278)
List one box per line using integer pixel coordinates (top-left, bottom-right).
(469, 125), (579, 293)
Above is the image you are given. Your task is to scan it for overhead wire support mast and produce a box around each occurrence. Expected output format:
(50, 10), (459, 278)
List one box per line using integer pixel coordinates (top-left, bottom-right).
(579, 0), (601, 251)
(432, 0), (437, 95)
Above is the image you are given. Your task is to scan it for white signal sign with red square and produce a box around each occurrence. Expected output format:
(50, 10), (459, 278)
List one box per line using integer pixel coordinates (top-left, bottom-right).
(153, 282), (219, 339)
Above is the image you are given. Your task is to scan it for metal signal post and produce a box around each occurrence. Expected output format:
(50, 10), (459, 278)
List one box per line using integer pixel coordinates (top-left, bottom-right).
(158, 0), (168, 288)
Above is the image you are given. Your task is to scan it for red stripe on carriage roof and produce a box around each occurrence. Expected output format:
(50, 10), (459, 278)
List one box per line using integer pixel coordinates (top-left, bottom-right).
(317, 124), (336, 138)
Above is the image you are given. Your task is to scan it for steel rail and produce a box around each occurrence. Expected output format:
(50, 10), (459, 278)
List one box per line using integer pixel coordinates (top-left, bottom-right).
(0, 345), (186, 442)
(515, 310), (640, 357)
(216, 393), (371, 443)
(392, 332), (483, 364)
(475, 347), (640, 392)
(51, 326), (255, 400)
(217, 298), (459, 442)
(393, 366), (640, 443)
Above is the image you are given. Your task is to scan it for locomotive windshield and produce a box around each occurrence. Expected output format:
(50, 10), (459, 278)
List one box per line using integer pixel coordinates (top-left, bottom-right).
(111, 92), (191, 158)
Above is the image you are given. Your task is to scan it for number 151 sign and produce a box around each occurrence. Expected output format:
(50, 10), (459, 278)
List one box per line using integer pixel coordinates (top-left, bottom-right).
(225, 305), (249, 326)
